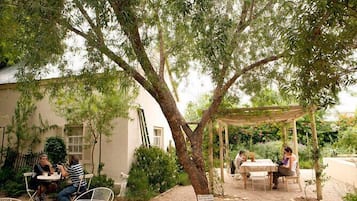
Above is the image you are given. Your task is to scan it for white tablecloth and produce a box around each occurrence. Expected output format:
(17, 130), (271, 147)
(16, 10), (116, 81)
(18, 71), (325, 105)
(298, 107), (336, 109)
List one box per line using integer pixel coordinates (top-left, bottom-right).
(37, 174), (61, 181)
(239, 159), (278, 173)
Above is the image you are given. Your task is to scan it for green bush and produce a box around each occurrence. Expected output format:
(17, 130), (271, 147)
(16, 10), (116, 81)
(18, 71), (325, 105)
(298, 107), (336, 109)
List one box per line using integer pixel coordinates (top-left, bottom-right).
(90, 174), (114, 189)
(251, 141), (282, 161)
(0, 167), (30, 197)
(335, 127), (357, 153)
(44, 136), (67, 164)
(177, 172), (191, 186)
(126, 146), (177, 201)
(343, 191), (357, 201)
(126, 167), (155, 201)
(0, 167), (14, 189)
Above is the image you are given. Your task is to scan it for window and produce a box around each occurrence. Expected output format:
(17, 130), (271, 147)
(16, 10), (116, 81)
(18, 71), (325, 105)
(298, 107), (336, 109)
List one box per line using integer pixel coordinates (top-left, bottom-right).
(153, 127), (163, 148)
(65, 125), (85, 160)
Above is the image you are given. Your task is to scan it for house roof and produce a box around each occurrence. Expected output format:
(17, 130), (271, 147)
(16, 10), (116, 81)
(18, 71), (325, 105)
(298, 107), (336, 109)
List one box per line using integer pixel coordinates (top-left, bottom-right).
(214, 105), (308, 126)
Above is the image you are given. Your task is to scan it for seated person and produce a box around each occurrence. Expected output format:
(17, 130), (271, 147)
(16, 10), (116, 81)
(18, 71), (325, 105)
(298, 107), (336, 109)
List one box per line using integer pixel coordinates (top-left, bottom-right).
(234, 150), (247, 171)
(57, 155), (87, 201)
(234, 150), (250, 177)
(272, 146), (298, 189)
(29, 153), (58, 201)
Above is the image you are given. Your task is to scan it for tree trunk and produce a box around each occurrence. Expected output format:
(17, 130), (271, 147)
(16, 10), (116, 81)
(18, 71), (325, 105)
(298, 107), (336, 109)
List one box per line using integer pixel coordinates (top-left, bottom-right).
(168, 123), (209, 195)
(309, 109), (323, 200)
(156, 97), (210, 195)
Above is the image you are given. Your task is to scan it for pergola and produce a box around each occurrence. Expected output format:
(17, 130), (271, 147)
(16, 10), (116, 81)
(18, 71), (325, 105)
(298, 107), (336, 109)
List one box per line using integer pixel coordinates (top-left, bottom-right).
(207, 105), (313, 185)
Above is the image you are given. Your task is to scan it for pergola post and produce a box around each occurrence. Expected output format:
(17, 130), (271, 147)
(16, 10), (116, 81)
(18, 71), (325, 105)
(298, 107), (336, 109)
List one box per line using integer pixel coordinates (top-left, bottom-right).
(309, 108), (323, 200)
(282, 124), (288, 150)
(218, 123), (224, 182)
(224, 123), (229, 174)
(292, 120), (299, 159)
(208, 121), (214, 192)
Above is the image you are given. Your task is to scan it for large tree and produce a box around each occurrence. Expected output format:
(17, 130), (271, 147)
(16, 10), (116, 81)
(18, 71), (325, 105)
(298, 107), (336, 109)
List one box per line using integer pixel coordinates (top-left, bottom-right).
(1, 0), (356, 196)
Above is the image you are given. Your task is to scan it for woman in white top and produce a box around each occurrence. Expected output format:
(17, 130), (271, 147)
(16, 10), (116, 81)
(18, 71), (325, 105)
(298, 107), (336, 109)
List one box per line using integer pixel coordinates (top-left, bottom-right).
(272, 146), (297, 189)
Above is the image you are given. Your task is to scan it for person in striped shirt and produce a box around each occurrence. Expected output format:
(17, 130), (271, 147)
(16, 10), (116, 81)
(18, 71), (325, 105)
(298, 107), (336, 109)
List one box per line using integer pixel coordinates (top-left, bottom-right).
(57, 155), (87, 201)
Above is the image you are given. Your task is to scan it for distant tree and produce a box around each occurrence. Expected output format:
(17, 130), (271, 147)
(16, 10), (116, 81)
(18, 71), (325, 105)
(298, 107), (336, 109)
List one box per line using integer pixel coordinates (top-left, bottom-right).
(49, 71), (138, 174)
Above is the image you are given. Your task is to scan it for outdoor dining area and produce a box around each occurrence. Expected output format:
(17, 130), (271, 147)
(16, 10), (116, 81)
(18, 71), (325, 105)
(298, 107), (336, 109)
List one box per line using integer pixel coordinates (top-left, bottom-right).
(235, 157), (302, 192)
(23, 170), (114, 201)
(206, 106), (313, 193)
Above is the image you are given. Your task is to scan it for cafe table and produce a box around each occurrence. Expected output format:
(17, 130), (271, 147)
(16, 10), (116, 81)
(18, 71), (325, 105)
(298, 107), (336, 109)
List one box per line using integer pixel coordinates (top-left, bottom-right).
(239, 159), (278, 189)
(37, 172), (61, 182)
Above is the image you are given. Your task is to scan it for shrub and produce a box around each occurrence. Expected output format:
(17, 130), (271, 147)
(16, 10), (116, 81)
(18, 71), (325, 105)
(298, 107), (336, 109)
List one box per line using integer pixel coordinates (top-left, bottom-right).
(0, 167), (30, 197)
(177, 172), (191, 186)
(90, 174), (114, 189)
(44, 136), (67, 164)
(126, 166), (155, 201)
(251, 141), (282, 161)
(126, 146), (177, 200)
(343, 191), (357, 201)
(335, 127), (357, 153)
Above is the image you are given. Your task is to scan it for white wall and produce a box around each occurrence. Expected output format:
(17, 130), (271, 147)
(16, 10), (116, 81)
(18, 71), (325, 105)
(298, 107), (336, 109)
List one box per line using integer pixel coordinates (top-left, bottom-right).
(0, 81), (173, 185)
(133, 87), (173, 150)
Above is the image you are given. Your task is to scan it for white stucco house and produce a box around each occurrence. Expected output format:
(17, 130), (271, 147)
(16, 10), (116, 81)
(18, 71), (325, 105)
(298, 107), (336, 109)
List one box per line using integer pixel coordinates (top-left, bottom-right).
(0, 66), (173, 186)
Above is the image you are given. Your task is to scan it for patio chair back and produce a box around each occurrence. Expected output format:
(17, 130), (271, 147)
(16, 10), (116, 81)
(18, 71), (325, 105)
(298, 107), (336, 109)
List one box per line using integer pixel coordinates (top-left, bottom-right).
(74, 187), (114, 201)
(71, 173), (94, 200)
(77, 173), (94, 194)
(23, 172), (37, 201)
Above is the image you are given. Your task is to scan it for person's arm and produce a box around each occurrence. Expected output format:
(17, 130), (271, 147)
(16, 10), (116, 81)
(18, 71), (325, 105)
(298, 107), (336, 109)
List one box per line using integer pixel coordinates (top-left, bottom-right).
(42, 158), (55, 174)
(57, 164), (69, 177)
(283, 155), (295, 170)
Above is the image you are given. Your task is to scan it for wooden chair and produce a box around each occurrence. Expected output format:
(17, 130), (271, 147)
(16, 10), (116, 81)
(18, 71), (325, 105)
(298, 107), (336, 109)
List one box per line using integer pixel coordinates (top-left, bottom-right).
(250, 171), (268, 191)
(283, 163), (302, 192)
(23, 172), (37, 201)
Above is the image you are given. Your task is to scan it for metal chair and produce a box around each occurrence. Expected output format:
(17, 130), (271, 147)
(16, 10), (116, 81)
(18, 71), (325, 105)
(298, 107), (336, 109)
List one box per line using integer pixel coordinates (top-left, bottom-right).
(72, 173), (94, 200)
(73, 187), (114, 201)
(23, 172), (37, 201)
(78, 173), (94, 193)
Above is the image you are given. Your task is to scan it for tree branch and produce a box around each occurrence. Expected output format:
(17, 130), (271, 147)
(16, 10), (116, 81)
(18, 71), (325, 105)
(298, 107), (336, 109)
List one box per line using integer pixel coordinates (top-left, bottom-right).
(73, 0), (105, 44)
(249, 0), (255, 21)
(108, 0), (158, 82)
(60, 18), (157, 97)
(195, 53), (285, 135)
(224, 53), (285, 92)
(157, 14), (166, 79)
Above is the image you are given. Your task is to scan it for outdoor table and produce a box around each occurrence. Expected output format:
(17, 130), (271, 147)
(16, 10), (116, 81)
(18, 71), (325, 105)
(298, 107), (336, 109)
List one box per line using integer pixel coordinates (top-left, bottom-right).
(37, 172), (61, 182)
(239, 159), (278, 189)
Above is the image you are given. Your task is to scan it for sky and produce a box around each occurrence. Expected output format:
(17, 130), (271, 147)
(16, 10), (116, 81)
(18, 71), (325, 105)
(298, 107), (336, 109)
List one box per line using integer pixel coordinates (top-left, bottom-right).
(176, 70), (357, 120)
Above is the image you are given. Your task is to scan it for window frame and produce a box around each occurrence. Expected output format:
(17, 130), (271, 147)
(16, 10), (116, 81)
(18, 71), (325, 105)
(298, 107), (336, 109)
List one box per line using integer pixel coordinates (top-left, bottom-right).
(153, 126), (164, 148)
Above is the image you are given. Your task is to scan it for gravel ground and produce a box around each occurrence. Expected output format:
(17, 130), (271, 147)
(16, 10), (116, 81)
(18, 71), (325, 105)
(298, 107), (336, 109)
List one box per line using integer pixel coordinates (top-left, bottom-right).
(150, 169), (355, 201)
